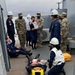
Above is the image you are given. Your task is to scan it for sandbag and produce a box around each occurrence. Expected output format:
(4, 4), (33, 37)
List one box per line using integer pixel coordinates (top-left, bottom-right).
(62, 53), (72, 61)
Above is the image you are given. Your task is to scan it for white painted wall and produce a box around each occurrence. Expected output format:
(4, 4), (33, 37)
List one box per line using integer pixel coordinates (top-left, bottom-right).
(0, 0), (7, 75)
(0, 41), (7, 75)
(0, 0), (7, 18)
(0, 0), (7, 31)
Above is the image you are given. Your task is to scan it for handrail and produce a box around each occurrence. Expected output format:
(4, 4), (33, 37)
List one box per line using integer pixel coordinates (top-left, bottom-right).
(0, 53), (2, 57)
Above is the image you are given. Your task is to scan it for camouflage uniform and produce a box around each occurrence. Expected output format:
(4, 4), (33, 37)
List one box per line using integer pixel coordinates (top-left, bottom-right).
(61, 18), (70, 52)
(36, 13), (44, 47)
(15, 13), (26, 48)
(58, 14), (62, 23)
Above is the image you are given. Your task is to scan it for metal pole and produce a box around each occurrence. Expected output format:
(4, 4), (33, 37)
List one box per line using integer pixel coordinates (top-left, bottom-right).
(57, 2), (61, 9)
(62, 0), (65, 9)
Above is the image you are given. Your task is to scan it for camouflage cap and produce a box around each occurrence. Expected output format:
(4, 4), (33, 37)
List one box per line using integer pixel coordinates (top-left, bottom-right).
(62, 12), (67, 15)
(61, 12), (67, 17)
(36, 12), (41, 16)
(18, 13), (23, 16)
(58, 14), (62, 18)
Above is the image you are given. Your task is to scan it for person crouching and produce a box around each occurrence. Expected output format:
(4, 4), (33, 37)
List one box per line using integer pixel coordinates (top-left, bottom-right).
(48, 37), (65, 75)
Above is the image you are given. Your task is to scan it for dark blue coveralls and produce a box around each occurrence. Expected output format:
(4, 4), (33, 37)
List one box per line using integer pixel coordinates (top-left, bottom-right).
(7, 43), (31, 57)
(49, 20), (61, 45)
(26, 31), (31, 45)
(30, 30), (37, 44)
(6, 18), (15, 46)
(30, 23), (37, 49)
(48, 51), (65, 75)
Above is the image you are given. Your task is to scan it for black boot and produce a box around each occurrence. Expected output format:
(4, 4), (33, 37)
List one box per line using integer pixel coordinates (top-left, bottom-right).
(32, 43), (34, 50)
(34, 43), (37, 49)
(29, 41), (32, 46)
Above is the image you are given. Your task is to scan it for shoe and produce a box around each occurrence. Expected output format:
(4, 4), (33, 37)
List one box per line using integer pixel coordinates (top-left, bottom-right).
(32, 47), (35, 50)
(28, 53), (32, 56)
(24, 47), (28, 50)
(26, 42), (28, 47)
(34, 46), (37, 49)
(26, 50), (31, 53)
(32, 43), (34, 50)
(29, 42), (32, 46)
(29, 44), (32, 46)
(26, 51), (30, 54)
(34, 44), (37, 49)
(37, 45), (42, 48)
(35, 54), (40, 59)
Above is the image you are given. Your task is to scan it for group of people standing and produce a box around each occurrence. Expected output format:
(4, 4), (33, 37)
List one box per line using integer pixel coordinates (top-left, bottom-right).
(6, 11), (44, 50)
(25, 13), (44, 49)
(6, 10), (70, 52)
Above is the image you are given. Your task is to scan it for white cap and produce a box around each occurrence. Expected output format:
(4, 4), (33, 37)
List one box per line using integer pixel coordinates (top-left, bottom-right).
(7, 11), (13, 16)
(51, 9), (58, 15)
(50, 37), (59, 45)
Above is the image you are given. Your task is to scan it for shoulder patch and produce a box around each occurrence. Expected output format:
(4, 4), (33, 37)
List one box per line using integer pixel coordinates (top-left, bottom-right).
(9, 21), (12, 26)
(55, 24), (57, 26)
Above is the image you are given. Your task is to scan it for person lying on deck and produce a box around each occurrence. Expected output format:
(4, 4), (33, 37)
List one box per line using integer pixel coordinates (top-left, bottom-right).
(26, 54), (47, 74)
(6, 38), (32, 57)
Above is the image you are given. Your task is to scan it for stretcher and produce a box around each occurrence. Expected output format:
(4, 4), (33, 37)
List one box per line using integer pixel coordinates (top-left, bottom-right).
(31, 67), (44, 75)
(26, 54), (47, 75)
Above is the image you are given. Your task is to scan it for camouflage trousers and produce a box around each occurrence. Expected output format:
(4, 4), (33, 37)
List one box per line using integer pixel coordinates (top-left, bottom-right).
(37, 33), (42, 45)
(18, 34), (26, 48)
(61, 37), (68, 52)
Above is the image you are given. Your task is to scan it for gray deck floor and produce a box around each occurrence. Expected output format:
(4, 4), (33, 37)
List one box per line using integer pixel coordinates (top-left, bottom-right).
(7, 44), (75, 75)
(7, 36), (75, 75)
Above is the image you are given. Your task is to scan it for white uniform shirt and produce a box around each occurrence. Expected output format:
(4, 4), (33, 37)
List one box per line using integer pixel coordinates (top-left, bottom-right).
(33, 22), (38, 29)
(26, 19), (30, 31)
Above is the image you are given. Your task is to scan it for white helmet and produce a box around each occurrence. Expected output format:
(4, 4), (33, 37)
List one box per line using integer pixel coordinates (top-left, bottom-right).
(27, 14), (31, 19)
(51, 9), (58, 15)
(7, 11), (13, 16)
(50, 37), (59, 45)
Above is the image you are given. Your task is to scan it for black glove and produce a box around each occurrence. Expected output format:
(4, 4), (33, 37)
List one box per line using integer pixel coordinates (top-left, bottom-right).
(47, 59), (50, 62)
(48, 63), (52, 69)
